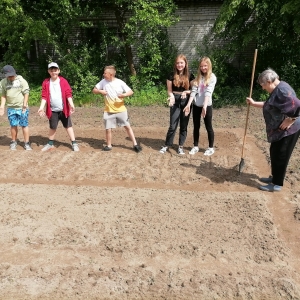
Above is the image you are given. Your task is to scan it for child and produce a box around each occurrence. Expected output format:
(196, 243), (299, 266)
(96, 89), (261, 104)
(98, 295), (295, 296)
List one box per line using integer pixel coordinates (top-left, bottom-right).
(159, 54), (194, 155)
(0, 65), (32, 150)
(92, 65), (142, 153)
(184, 56), (217, 156)
(38, 62), (79, 151)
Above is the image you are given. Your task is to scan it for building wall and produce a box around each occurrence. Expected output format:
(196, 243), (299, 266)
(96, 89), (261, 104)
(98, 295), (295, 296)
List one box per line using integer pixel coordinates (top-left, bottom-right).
(168, 1), (222, 64)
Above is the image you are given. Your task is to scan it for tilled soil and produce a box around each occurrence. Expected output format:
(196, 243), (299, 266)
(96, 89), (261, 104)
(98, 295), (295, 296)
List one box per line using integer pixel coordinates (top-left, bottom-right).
(0, 105), (299, 299)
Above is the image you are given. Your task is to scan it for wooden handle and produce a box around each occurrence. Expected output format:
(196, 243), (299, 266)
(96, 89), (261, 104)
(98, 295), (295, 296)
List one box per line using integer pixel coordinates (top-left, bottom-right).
(241, 49), (258, 159)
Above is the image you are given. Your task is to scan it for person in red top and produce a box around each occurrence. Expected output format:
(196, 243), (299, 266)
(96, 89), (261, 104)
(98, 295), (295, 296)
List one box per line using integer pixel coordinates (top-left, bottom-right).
(38, 62), (79, 151)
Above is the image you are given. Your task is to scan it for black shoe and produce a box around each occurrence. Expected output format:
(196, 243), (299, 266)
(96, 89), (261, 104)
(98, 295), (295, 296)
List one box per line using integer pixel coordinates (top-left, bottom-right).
(103, 146), (112, 151)
(134, 145), (142, 153)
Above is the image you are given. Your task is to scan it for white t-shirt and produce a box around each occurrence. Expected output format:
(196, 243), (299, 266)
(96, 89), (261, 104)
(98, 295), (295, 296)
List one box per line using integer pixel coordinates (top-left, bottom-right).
(50, 78), (63, 111)
(95, 78), (132, 113)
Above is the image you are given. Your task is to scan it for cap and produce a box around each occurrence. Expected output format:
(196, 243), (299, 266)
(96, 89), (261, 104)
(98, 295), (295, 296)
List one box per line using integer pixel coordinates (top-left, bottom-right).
(2, 65), (17, 77)
(48, 62), (59, 69)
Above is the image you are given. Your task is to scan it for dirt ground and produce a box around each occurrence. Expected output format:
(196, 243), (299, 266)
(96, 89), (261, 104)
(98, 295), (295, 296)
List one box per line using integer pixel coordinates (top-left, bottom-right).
(0, 105), (299, 300)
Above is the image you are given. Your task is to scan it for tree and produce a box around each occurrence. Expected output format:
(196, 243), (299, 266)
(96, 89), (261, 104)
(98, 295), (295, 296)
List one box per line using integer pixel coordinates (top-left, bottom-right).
(211, 0), (300, 89)
(0, 0), (178, 88)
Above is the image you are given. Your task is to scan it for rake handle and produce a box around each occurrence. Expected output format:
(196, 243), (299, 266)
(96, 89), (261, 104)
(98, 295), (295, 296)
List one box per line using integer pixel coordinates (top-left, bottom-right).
(241, 49), (258, 159)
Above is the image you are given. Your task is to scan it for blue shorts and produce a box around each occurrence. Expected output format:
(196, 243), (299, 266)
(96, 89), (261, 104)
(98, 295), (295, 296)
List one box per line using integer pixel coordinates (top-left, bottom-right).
(7, 108), (29, 127)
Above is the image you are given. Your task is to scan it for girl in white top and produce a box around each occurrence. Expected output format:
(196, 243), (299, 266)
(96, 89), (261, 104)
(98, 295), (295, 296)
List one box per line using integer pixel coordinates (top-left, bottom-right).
(184, 56), (217, 156)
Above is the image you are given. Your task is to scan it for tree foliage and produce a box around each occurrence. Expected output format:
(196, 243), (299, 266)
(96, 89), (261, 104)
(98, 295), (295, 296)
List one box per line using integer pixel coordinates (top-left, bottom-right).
(211, 0), (300, 90)
(0, 0), (178, 94)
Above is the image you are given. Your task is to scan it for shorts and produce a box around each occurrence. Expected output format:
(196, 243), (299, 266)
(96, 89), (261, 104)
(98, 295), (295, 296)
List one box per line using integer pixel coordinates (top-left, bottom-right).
(49, 111), (72, 129)
(7, 108), (29, 127)
(103, 111), (130, 129)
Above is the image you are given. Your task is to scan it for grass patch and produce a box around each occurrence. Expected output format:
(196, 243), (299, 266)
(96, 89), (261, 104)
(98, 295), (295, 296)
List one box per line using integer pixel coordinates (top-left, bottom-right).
(28, 84), (267, 108)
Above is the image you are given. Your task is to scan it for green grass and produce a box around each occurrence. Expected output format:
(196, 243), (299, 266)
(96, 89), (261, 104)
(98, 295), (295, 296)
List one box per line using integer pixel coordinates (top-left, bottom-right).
(28, 84), (266, 108)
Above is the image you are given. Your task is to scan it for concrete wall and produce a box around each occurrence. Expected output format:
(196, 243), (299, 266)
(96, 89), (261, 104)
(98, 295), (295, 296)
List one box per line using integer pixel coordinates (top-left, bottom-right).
(168, 1), (222, 64)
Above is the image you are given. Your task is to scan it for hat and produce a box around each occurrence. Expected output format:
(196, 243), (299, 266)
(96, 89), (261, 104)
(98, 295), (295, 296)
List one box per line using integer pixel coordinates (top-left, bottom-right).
(2, 65), (17, 77)
(48, 62), (59, 69)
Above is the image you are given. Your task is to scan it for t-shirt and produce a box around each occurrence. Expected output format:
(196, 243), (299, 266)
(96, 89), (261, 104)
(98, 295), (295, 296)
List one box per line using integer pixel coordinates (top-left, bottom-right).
(0, 75), (30, 109)
(167, 73), (195, 92)
(50, 78), (63, 111)
(95, 78), (132, 113)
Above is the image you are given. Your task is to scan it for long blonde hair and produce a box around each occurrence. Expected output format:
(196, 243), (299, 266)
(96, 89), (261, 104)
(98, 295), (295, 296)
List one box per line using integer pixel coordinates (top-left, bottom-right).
(194, 56), (212, 87)
(173, 54), (190, 90)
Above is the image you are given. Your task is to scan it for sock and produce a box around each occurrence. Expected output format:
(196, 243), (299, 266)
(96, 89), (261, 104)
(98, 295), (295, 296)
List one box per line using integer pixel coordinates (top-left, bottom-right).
(48, 140), (54, 145)
(71, 140), (77, 144)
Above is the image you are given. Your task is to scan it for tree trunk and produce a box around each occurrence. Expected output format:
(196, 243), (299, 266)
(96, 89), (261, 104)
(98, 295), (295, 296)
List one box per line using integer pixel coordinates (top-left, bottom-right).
(114, 8), (136, 76)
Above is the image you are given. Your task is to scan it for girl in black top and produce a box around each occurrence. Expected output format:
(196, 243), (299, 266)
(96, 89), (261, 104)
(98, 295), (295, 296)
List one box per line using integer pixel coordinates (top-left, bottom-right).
(159, 54), (194, 154)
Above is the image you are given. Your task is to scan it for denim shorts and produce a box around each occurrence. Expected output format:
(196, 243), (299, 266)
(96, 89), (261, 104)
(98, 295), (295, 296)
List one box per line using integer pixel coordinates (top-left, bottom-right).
(7, 108), (29, 127)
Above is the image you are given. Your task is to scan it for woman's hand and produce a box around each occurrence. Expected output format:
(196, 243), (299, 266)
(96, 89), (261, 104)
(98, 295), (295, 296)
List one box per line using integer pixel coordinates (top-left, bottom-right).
(279, 117), (296, 130)
(183, 104), (191, 116)
(168, 96), (175, 107)
(246, 97), (254, 105)
(201, 106), (207, 118)
(181, 91), (187, 99)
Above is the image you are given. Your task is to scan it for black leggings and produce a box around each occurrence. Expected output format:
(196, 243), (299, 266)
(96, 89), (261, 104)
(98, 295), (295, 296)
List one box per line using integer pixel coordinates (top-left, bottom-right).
(270, 129), (300, 186)
(192, 105), (214, 148)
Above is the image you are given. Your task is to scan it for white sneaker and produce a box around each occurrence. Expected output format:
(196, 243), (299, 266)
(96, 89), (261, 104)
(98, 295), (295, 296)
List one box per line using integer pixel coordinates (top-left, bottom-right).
(24, 143), (32, 150)
(9, 141), (17, 150)
(41, 144), (54, 151)
(189, 146), (199, 155)
(177, 147), (185, 155)
(159, 146), (168, 154)
(204, 147), (214, 156)
(72, 143), (79, 152)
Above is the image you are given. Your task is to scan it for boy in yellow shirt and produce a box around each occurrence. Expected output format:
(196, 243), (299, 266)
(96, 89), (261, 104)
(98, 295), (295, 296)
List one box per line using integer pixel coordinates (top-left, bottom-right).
(92, 65), (142, 152)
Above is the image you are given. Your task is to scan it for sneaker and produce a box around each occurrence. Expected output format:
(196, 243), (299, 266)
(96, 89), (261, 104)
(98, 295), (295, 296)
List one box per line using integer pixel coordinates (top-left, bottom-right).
(259, 183), (282, 192)
(103, 146), (112, 151)
(177, 147), (185, 155)
(134, 145), (142, 153)
(10, 141), (17, 150)
(24, 143), (32, 151)
(259, 176), (273, 184)
(189, 146), (199, 155)
(72, 143), (79, 152)
(159, 146), (168, 154)
(204, 147), (214, 156)
(41, 144), (54, 151)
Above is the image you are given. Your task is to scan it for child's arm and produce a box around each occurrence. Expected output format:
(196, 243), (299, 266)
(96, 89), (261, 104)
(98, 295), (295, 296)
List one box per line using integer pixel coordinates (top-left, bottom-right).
(0, 96), (6, 116)
(92, 87), (107, 96)
(67, 97), (75, 114)
(166, 79), (175, 106)
(23, 93), (29, 111)
(118, 89), (133, 98)
(183, 85), (197, 115)
(38, 99), (47, 117)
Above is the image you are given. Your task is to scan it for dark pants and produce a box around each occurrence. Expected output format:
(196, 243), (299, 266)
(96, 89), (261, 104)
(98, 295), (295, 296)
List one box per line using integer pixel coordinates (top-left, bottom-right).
(270, 129), (300, 186)
(165, 94), (190, 146)
(192, 105), (214, 148)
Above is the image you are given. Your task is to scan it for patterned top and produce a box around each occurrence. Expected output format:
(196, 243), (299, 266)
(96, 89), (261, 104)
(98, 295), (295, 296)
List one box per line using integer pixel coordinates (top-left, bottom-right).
(263, 81), (300, 142)
(0, 75), (30, 109)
